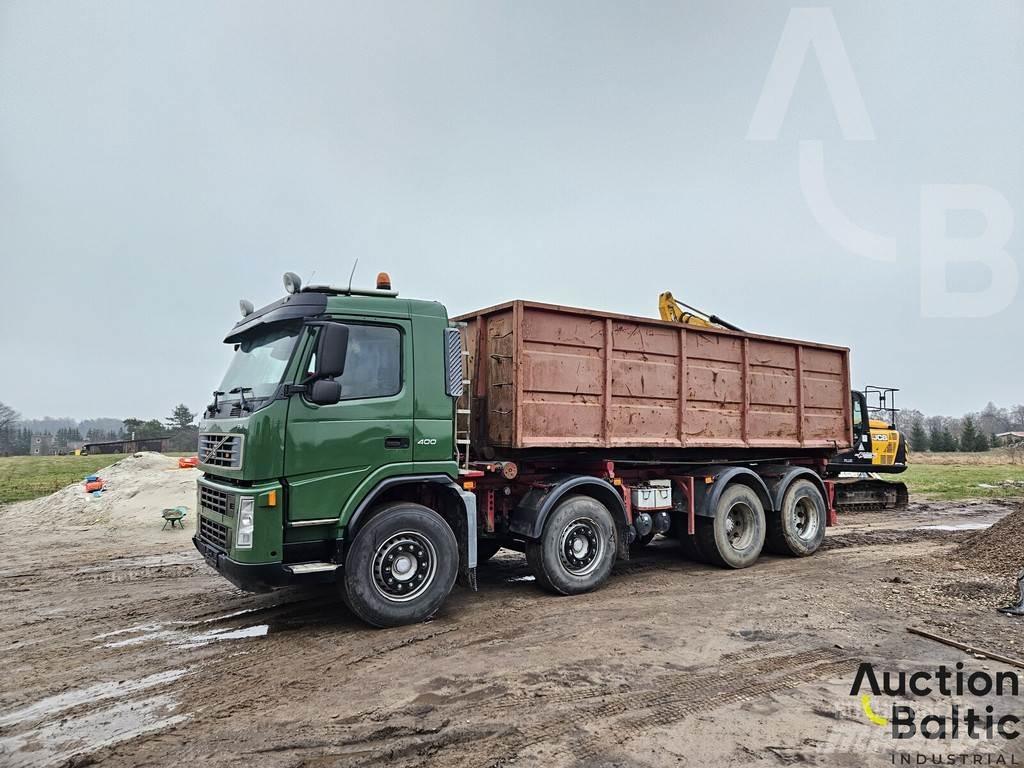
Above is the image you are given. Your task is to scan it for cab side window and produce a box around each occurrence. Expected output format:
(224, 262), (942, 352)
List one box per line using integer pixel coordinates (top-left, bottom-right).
(316, 324), (401, 400)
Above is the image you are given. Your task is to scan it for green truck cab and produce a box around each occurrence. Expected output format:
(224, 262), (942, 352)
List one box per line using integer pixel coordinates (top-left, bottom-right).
(194, 273), (477, 627)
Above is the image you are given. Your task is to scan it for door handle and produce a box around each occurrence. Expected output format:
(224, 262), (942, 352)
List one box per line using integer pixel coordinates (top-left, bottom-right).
(384, 437), (410, 449)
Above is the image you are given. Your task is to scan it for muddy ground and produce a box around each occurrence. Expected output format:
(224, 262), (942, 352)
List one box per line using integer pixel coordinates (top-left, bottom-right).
(1, 493), (1022, 767)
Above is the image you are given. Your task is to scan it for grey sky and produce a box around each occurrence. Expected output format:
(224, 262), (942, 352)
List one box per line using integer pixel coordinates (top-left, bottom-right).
(1, 1), (1020, 420)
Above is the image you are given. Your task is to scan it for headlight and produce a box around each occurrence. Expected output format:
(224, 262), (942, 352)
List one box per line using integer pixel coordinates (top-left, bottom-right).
(236, 497), (255, 549)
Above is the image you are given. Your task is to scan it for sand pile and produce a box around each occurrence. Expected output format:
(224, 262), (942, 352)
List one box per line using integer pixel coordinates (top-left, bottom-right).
(1, 453), (200, 531)
(956, 504), (1024, 575)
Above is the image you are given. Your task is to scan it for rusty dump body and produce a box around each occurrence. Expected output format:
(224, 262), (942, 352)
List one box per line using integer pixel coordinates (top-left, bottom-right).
(456, 300), (852, 460)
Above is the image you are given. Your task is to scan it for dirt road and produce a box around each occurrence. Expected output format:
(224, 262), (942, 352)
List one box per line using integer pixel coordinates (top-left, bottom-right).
(1, 487), (1021, 767)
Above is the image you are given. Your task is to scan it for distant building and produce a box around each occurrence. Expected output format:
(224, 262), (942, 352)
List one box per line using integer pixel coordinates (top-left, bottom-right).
(996, 431), (1024, 445)
(30, 434), (52, 456)
(80, 437), (168, 455)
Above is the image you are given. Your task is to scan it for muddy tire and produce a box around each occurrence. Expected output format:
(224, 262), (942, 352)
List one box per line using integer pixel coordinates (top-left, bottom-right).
(526, 495), (616, 595)
(342, 503), (458, 628)
(476, 539), (502, 563)
(765, 479), (826, 556)
(695, 484), (766, 569)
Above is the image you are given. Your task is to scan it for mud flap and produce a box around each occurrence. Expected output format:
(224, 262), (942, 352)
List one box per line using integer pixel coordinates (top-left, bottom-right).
(451, 483), (479, 591)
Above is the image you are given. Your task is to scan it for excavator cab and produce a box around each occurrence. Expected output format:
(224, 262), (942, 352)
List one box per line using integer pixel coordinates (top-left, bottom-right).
(842, 386), (908, 473)
(828, 386), (909, 510)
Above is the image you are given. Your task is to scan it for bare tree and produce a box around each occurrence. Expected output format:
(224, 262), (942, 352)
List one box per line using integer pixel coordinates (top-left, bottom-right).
(1011, 405), (1024, 430)
(0, 402), (18, 431)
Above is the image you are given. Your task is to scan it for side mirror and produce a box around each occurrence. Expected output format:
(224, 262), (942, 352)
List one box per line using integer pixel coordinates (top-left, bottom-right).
(315, 324), (349, 379)
(310, 378), (342, 406)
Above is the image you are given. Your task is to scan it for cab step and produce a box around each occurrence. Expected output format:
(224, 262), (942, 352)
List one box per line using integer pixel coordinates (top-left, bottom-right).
(283, 562), (339, 575)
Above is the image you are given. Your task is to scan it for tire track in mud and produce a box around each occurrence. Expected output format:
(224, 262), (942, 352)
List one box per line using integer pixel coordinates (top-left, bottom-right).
(212, 646), (856, 768)
(479, 646), (855, 766)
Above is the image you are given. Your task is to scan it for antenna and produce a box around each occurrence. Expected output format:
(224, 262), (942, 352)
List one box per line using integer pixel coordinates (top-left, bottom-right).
(347, 259), (359, 294)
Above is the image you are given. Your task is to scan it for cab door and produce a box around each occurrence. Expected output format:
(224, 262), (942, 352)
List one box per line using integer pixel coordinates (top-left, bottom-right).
(284, 319), (413, 522)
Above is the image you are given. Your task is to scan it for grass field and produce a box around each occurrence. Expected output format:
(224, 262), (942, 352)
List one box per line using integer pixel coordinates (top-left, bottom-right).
(0, 454), (132, 503)
(0, 453), (193, 504)
(901, 462), (1024, 501)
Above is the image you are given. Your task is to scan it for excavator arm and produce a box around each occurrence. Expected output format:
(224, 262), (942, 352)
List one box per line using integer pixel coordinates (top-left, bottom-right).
(657, 291), (744, 331)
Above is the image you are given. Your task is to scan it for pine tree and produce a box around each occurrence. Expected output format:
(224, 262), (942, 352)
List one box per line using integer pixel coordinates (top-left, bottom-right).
(166, 404), (197, 431)
(961, 416), (980, 453)
(910, 421), (929, 452)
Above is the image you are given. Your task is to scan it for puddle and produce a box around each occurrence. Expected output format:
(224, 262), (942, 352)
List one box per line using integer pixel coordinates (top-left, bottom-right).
(916, 522), (993, 532)
(0, 694), (188, 768)
(0, 670), (186, 729)
(506, 575), (536, 583)
(180, 624), (269, 649)
(201, 606), (263, 623)
(95, 623), (270, 650)
(92, 623), (166, 640)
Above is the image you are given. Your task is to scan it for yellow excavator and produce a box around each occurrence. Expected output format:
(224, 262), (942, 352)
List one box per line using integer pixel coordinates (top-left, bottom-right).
(658, 291), (909, 511)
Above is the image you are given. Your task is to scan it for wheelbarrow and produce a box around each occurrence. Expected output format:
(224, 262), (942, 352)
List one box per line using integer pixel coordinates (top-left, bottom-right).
(161, 506), (188, 530)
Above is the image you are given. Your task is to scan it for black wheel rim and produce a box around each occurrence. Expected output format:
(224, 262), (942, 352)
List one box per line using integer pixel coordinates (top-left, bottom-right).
(558, 517), (604, 576)
(371, 531), (437, 603)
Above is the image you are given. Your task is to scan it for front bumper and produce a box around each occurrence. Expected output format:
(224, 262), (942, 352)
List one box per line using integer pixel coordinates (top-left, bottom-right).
(193, 536), (337, 592)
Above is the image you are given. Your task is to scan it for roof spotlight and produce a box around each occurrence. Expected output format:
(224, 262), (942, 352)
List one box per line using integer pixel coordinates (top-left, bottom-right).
(239, 299), (255, 317)
(376, 272), (392, 290)
(283, 272), (302, 294)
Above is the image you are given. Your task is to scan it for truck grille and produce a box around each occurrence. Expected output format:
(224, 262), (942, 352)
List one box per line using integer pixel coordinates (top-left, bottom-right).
(199, 486), (235, 517)
(198, 433), (244, 468)
(199, 516), (229, 552)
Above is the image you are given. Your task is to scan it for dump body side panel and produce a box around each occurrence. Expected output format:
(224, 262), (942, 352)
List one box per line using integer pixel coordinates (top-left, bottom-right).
(456, 301), (851, 452)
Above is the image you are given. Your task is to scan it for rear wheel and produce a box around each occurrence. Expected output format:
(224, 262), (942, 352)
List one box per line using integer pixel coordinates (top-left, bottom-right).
(526, 495), (616, 595)
(342, 503), (458, 627)
(695, 484), (766, 569)
(765, 479), (826, 556)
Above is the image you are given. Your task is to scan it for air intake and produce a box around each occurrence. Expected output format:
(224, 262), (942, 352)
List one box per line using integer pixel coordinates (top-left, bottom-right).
(443, 327), (464, 398)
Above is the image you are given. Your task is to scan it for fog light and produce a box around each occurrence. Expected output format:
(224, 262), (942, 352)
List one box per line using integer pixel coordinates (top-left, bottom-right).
(236, 497), (255, 549)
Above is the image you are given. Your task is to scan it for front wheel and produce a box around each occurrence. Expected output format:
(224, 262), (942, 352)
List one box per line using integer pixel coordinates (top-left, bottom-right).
(526, 495), (617, 595)
(342, 502), (458, 628)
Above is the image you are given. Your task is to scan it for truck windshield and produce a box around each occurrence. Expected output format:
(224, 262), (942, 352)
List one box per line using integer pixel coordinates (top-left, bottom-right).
(219, 322), (302, 400)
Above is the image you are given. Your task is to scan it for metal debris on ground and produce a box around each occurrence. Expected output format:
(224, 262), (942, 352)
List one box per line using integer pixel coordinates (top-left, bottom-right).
(998, 570), (1024, 617)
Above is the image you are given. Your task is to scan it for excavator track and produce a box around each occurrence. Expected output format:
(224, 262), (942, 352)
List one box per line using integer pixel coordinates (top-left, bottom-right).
(833, 478), (909, 512)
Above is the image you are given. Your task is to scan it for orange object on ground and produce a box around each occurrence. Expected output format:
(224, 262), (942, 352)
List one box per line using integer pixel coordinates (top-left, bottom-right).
(179, 456), (199, 468)
(84, 480), (105, 493)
